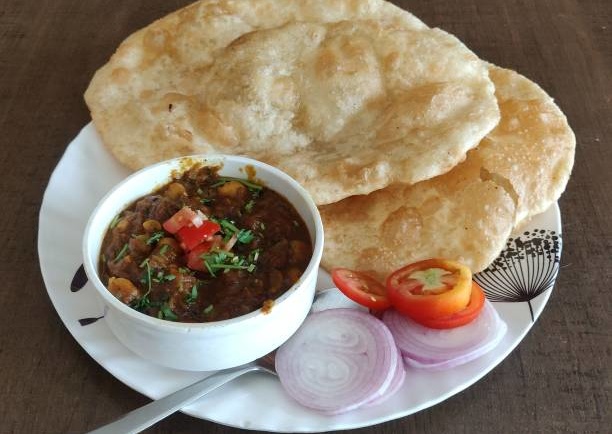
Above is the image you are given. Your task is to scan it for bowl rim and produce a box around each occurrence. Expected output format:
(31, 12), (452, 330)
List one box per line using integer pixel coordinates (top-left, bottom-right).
(82, 154), (324, 332)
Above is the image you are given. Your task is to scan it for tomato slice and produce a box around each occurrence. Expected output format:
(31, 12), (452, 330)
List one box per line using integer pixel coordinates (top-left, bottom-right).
(331, 268), (391, 310)
(176, 221), (221, 251)
(415, 282), (486, 329)
(386, 259), (472, 322)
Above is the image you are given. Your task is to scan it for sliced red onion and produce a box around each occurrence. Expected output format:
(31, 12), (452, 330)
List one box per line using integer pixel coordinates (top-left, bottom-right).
(191, 209), (204, 227)
(275, 308), (398, 414)
(383, 301), (507, 371)
(221, 233), (238, 251)
(363, 346), (406, 407)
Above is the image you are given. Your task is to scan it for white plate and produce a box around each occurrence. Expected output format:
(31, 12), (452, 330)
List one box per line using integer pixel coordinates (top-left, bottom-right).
(38, 123), (563, 432)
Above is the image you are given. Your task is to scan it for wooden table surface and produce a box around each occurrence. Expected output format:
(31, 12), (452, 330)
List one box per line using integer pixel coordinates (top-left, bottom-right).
(1, 0), (610, 432)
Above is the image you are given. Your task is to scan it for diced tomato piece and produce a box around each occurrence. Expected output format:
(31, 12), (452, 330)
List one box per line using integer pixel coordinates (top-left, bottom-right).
(163, 207), (200, 234)
(176, 221), (221, 251)
(186, 236), (222, 271)
(186, 242), (214, 271)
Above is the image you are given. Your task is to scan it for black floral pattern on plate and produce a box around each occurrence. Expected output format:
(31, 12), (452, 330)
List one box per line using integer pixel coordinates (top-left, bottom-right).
(474, 229), (561, 322)
(70, 263), (105, 326)
(78, 316), (105, 326)
(70, 264), (88, 292)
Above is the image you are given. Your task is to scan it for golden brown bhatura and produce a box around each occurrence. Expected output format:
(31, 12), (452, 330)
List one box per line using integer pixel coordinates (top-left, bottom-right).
(320, 67), (575, 278)
(85, 0), (499, 205)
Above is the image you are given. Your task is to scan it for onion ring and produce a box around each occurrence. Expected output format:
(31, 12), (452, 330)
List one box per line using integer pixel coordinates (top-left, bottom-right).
(363, 346), (406, 407)
(383, 300), (507, 371)
(275, 308), (399, 414)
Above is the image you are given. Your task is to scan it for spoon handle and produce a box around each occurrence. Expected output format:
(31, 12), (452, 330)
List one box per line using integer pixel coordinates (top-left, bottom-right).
(88, 364), (263, 434)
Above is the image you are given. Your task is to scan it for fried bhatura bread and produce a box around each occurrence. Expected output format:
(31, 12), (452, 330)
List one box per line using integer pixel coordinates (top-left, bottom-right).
(84, 0), (500, 205)
(320, 66), (575, 277)
(473, 66), (575, 225)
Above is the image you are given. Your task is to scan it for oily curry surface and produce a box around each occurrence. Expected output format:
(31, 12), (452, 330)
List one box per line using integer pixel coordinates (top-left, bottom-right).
(99, 165), (312, 322)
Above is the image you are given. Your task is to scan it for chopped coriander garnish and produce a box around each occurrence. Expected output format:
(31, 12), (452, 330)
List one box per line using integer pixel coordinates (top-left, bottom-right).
(200, 198), (212, 204)
(159, 244), (169, 256)
(152, 270), (164, 283)
(109, 214), (122, 229)
(144, 261), (152, 294)
(247, 263), (256, 273)
(146, 231), (165, 245)
(201, 250), (231, 264)
(217, 263), (251, 270)
(203, 304), (214, 315)
(159, 303), (178, 321)
(113, 243), (129, 262)
(211, 176), (263, 192)
(214, 218), (255, 244)
(132, 295), (151, 311)
(178, 267), (191, 274)
(185, 284), (198, 304)
(204, 260), (216, 277)
(216, 176), (263, 192)
(219, 219), (240, 234)
(244, 199), (255, 213)
(248, 248), (261, 263)
(139, 258), (149, 268)
(132, 261), (152, 310)
(139, 262), (151, 288)
(201, 250), (258, 275)
(237, 229), (254, 244)
(151, 270), (176, 283)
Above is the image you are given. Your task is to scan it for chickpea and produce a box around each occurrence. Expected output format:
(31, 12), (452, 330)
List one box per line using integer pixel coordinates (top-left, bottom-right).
(217, 180), (247, 198)
(158, 237), (180, 250)
(115, 218), (129, 232)
(108, 277), (140, 304)
(142, 219), (162, 232)
(164, 182), (187, 200)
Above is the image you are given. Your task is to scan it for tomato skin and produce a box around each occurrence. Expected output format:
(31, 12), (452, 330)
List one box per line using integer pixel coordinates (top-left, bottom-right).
(414, 282), (486, 329)
(386, 259), (472, 322)
(331, 268), (391, 310)
(186, 242), (214, 271)
(176, 221), (221, 251)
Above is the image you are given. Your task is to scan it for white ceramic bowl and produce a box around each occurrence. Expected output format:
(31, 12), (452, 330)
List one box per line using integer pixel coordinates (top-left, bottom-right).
(82, 155), (324, 371)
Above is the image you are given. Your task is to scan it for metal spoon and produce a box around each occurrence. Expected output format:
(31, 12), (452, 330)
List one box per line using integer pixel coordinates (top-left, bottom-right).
(87, 353), (276, 434)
